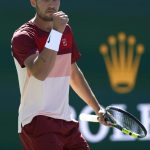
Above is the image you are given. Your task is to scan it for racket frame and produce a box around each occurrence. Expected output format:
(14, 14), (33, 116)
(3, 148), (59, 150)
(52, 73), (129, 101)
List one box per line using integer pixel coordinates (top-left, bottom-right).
(105, 106), (147, 138)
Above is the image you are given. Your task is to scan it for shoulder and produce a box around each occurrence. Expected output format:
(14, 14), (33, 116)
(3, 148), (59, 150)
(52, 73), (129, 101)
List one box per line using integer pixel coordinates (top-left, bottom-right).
(12, 21), (36, 40)
(11, 22), (36, 46)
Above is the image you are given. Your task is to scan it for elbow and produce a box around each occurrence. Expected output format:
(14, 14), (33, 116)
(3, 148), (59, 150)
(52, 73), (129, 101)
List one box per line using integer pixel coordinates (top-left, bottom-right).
(29, 64), (54, 81)
(35, 76), (46, 81)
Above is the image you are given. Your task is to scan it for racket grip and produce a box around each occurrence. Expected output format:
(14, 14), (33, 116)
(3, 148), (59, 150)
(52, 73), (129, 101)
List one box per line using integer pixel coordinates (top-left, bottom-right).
(105, 112), (117, 124)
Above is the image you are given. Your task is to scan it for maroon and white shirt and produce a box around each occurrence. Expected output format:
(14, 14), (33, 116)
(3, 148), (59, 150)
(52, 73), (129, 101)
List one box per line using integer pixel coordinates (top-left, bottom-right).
(11, 20), (80, 133)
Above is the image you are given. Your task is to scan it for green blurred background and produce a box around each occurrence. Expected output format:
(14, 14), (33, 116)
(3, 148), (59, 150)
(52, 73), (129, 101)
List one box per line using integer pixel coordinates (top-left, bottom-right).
(0, 0), (150, 149)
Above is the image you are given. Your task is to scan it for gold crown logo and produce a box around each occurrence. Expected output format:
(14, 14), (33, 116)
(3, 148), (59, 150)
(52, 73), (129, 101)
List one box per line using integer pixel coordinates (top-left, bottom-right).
(99, 32), (144, 94)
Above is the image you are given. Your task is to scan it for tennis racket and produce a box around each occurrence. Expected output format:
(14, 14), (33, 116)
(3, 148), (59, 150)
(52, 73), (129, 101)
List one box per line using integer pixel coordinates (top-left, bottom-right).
(79, 106), (147, 138)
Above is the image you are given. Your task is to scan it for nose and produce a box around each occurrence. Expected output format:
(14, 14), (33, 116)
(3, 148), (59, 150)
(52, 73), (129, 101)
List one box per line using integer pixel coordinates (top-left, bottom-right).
(47, 0), (56, 8)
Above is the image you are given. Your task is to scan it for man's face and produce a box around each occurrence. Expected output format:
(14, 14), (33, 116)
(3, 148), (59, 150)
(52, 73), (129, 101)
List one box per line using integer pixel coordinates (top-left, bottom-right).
(34, 0), (60, 21)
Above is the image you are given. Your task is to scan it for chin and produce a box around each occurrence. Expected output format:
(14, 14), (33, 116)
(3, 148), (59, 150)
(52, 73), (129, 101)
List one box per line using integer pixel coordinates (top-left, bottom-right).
(45, 15), (53, 21)
(42, 16), (53, 22)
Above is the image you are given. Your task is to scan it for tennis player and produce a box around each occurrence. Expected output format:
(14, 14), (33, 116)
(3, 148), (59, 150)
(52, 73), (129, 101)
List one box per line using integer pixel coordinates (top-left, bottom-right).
(11, 0), (110, 149)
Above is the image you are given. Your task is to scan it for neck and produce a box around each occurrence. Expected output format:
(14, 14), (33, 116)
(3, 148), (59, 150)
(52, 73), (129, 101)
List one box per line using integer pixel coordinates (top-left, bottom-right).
(32, 14), (53, 32)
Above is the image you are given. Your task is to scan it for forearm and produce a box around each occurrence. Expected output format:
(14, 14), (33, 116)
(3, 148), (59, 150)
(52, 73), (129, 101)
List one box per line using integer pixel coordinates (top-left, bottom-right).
(25, 29), (63, 80)
(70, 65), (101, 114)
(27, 49), (57, 80)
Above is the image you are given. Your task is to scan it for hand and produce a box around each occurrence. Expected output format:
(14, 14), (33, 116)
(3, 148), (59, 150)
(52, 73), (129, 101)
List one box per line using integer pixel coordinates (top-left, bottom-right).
(52, 11), (69, 33)
(97, 108), (113, 127)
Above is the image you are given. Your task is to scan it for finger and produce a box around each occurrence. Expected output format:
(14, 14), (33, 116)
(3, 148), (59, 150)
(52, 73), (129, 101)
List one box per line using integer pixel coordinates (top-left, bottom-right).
(102, 120), (112, 127)
(98, 115), (113, 127)
(54, 11), (64, 14)
(59, 15), (69, 19)
(53, 14), (69, 21)
(104, 116), (114, 126)
(53, 11), (65, 16)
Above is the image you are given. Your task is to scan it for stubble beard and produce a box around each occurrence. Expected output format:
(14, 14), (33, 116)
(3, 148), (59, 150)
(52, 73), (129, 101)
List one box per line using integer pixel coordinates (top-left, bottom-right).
(37, 12), (53, 22)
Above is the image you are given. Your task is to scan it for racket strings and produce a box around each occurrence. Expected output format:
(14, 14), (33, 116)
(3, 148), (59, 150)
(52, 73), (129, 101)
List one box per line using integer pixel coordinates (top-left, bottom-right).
(107, 109), (145, 135)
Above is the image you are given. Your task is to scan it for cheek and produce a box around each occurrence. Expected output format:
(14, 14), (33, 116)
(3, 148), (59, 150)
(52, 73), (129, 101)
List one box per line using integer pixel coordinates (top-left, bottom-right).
(36, 3), (47, 13)
(37, 1), (47, 8)
(54, 1), (60, 9)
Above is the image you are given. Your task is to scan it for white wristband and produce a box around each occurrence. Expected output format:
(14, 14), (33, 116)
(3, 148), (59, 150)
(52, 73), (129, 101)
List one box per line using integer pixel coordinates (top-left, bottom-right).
(45, 29), (63, 52)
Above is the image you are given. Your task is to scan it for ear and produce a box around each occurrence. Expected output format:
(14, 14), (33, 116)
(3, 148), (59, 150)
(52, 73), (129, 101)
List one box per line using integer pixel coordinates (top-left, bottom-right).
(30, 0), (36, 8)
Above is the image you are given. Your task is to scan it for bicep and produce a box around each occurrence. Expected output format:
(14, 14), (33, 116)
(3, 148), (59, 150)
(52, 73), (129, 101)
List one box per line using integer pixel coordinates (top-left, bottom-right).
(71, 63), (78, 76)
(70, 63), (82, 81)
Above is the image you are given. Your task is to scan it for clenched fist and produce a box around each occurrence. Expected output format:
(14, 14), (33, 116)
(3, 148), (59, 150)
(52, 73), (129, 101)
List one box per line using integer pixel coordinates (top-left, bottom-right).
(52, 11), (69, 33)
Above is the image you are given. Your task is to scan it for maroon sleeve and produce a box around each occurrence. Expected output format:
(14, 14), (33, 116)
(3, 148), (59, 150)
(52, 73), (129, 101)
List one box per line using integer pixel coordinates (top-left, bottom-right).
(11, 31), (37, 68)
(71, 35), (81, 64)
(67, 25), (81, 64)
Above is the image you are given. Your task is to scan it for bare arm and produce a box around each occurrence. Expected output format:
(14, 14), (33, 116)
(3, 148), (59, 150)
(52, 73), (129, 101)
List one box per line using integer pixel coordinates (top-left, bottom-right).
(24, 11), (69, 81)
(70, 63), (112, 126)
(24, 49), (57, 81)
(70, 63), (101, 114)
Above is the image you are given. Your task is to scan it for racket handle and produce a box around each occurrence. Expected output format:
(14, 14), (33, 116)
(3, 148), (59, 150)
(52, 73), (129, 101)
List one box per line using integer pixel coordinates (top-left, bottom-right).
(79, 114), (99, 122)
(105, 112), (117, 124)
